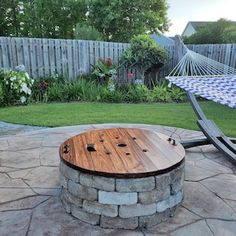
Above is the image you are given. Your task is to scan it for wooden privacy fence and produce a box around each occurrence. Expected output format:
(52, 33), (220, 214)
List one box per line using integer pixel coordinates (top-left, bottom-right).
(0, 37), (128, 79)
(188, 44), (236, 69)
(0, 37), (235, 80)
(0, 37), (176, 80)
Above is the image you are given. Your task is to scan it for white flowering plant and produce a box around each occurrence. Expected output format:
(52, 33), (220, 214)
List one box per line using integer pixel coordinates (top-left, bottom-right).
(0, 70), (34, 105)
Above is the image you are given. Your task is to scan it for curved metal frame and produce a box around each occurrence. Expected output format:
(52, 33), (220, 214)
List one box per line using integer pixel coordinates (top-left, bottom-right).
(181, 92), (236, 163)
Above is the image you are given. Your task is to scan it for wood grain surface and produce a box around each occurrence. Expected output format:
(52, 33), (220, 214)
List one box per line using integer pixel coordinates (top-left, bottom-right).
(59, 128), (185, 177)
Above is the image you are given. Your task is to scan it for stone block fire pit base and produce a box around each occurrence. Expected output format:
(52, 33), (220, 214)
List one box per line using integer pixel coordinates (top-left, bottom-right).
(60, 161), (184, 229)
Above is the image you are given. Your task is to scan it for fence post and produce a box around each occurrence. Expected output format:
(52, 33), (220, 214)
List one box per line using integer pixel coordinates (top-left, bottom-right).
(173, 35), (186, 64)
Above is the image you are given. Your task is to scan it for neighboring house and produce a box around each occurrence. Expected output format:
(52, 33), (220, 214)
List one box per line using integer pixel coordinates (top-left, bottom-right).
(150, 34), (175, 47)
(182, 21), (211, 37)
(182, 21), (236, 37)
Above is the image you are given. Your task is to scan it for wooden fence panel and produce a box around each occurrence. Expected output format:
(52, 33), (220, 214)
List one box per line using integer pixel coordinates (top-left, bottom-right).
(0, 37), (235, 80)
(188, 44), (236, 68)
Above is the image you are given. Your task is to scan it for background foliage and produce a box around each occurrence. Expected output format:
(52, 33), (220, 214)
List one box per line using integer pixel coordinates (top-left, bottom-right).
(183, 19), (236, 44)
(87, 0), (169, 42)
(0, 0), (169, 42)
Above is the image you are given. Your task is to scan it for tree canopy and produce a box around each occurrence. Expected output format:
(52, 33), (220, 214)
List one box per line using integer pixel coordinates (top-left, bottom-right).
(87, 0), (169, 42)
(74, 23), (103, 41)
(0, 0), (21, 36)
(183, 19), (236, 44)
(21, 0), (87, 38)
(0, 0), (169, 42)
(0, 0), (87, 38)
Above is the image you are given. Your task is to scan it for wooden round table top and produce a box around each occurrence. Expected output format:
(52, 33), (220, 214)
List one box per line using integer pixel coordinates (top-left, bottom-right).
(60, 128), (185, 178)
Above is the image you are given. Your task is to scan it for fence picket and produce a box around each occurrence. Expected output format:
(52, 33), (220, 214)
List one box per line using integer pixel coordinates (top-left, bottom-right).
(2, 37), (10, 69)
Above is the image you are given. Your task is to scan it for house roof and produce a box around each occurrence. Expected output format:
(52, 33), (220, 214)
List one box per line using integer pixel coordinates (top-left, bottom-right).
(189, 21), (212, 30)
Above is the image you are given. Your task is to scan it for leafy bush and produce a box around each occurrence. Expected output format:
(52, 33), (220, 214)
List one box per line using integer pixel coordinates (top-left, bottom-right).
(152, 81), (186, 103)
(47, 78), (105, 102)
(102, 89), (124, 103)
(152, 82), (172, 103)
(0, 84), (4, 107)
(0, 70), (34, 106)
(169, 86), (186, 102)
(125, 84), (150, 103)
(91, 58), (117, 85)
(120, 35), (166, 82)
(31, 75), (65, 102)
(16, 76), (185, 103)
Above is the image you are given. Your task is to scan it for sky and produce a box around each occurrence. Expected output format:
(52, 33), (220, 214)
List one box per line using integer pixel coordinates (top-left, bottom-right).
(166, 0), (236, 36)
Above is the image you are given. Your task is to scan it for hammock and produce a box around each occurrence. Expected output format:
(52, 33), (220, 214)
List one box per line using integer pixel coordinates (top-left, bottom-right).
(166, 49), (236, 108)
(165, 44), (236, 164)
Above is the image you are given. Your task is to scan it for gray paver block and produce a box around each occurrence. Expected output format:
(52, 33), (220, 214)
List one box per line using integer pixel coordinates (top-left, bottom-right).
(138, 188), (170, 204)
(155, 173), (170, 190)
(100, 216), (138, 229)
(80, 173), (115, 191)
(98, 191), (137, 205)
(139, 210), (170, 228)
(116, 177), (155, 192)
(71, 205), (100, 225)
(119, 203), (156, 218)
(68, 180), (97, 201)
(83, 200), (118, 217)
(60, 161), (79, 182)
(61, 187), (82, 207)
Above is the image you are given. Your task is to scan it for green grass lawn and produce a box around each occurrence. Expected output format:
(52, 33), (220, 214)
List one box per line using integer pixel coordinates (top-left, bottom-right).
(0, 101), (235, 137)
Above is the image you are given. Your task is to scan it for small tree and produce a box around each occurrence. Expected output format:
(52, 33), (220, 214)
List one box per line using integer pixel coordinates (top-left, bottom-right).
(120, 34), (166, 83)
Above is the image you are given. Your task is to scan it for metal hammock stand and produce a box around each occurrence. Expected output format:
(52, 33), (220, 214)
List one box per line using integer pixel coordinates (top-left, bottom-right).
(166, 40), (236, 163)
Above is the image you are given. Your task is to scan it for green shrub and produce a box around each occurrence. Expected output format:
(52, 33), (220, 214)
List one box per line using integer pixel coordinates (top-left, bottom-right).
(120, 34), (166, 82)
(91, 58), (117, 85)
(31, 75), (65, 102)
(151, 81), (187, 103)
(169, 86), (186, 102)
(102, 89), (124, 103)
(47, 84), (65, 102)
(125, 84), (150, 103)
(0, 84), (4, 107)
(152, 81), (172, 103)
(28, 73), (187, 105)
(47, 78), (105, 102)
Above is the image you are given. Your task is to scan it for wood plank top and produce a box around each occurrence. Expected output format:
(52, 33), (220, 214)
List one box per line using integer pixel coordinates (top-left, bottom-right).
(59, 128), (185, 178)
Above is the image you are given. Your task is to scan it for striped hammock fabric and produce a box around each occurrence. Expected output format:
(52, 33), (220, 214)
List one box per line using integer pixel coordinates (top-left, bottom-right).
(167, 76), (236, 108)
(166, 48), (236, 109)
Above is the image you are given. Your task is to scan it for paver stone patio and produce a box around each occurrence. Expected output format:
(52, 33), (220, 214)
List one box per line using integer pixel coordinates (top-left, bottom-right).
(0, 124), (235, 235)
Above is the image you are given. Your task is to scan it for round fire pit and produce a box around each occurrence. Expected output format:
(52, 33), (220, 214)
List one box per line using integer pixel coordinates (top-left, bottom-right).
(59, 128), (185, 229)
